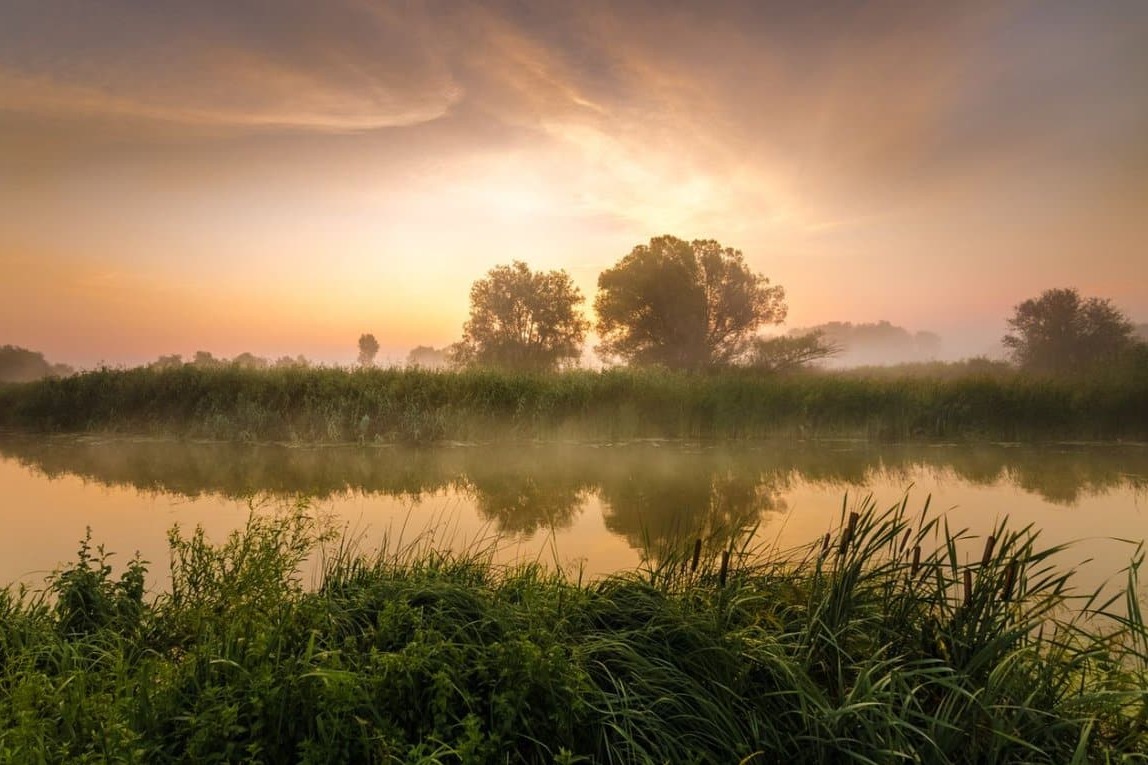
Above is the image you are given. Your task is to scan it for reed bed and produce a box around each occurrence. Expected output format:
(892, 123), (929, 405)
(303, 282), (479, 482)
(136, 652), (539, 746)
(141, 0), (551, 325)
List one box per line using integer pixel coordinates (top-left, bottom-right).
(0, 497), (1145, 762)
(1, 364), (1146, 443)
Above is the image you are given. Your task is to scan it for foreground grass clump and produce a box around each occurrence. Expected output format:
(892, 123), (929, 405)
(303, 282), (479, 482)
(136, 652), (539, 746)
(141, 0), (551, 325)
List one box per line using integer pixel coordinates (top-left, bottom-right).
(1, 363), (1147, 442)
(1, 500), (1146, 763)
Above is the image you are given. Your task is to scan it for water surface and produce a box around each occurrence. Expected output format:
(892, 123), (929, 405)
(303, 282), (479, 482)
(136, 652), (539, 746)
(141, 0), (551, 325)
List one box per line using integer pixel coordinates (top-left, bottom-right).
(2, 434), (1145, 594)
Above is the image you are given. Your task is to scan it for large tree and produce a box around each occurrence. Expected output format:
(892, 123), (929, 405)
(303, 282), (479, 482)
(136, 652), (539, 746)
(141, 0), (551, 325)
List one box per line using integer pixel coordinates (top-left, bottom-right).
(1002, 288), (1136, 374)
(451, 261), (588, 371)
(594, 236), (786, 368)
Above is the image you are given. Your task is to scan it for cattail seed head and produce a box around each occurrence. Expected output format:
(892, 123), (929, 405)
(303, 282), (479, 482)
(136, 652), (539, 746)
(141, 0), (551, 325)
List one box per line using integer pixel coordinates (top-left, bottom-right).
(981, 535), (997, 567)
(1002, 560), (1018, 602)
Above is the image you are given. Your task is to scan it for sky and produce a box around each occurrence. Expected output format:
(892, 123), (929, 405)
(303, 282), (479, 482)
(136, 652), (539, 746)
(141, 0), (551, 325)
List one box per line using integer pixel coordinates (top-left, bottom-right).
(2, 0), (1146, 367)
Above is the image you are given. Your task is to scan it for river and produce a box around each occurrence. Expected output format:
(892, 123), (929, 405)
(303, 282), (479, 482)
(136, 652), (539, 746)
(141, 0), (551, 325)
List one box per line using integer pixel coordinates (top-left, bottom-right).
(2, 434), (1145, 597)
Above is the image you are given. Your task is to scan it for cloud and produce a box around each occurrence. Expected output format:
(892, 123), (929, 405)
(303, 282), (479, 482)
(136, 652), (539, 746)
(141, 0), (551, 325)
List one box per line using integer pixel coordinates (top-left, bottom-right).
(0, 0), (461, 131)
(4, 0), (1144, 238)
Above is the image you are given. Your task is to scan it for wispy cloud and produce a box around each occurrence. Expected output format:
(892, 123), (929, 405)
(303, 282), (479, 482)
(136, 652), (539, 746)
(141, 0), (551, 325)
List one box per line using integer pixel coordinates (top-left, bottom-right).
(0, 0), (462, 131)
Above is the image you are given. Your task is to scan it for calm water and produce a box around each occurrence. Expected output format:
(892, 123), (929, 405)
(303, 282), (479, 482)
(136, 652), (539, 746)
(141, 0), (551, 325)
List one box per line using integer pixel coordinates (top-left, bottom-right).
(2, 434), (1146, 594)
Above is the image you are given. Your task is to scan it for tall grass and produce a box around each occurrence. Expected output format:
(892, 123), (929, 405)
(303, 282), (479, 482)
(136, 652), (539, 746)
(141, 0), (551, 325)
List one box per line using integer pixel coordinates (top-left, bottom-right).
(1, 498), (1145, 762)
(1, 364), (1146, 443)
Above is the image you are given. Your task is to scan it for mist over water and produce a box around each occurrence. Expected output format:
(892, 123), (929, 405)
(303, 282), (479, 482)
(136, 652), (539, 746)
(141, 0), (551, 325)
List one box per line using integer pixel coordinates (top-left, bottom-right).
(3, 434), (1144, 594)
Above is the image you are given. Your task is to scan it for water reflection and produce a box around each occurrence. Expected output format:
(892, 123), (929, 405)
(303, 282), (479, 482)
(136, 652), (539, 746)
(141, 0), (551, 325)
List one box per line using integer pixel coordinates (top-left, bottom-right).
(595, 457), (787, 561)
(2, 434), (1144, 543)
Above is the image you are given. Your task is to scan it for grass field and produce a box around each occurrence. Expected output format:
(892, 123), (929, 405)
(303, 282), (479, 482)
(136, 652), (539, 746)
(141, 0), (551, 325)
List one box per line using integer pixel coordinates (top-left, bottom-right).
(0, 497), (1145, 762)
(1, 364), (1146, 444)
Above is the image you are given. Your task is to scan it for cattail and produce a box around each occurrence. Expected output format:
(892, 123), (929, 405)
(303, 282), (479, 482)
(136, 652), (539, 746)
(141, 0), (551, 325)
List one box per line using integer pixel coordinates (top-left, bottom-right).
(719, 550), (730, 587)
(1001, 560), (1018, 602)
(839, 512), (859, 556)
(820, 532), (831, 556)
(911, 546), (921, 576)
(899, 529), (912, 555)
(981, 535), (997, 567)
(963, 568), (973, 607)
(690, 539), (702, 573)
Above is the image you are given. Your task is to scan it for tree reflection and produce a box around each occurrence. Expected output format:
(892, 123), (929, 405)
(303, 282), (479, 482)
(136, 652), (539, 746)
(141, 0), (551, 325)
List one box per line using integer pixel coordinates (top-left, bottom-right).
(461, 453), (592, 534)
(0, 436), (1143, 547)
(596, 460), (786, 565)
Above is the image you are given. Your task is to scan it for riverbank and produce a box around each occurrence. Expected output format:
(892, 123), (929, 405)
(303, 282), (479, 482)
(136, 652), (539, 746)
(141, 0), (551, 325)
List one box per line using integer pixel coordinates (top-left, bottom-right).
(2, 365), (1146, 443)
(1, 500), (1145, 762)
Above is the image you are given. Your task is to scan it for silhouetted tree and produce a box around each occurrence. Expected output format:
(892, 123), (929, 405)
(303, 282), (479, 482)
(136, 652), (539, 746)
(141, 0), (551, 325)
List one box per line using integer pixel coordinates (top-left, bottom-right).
(0, 345), (73, 382)
(150, 354), (183, 370)
(1002, 288), (1136, 374)
(232, 352), (268, 370)
(191, 351), (224, 368)
(451, 261), (588, 371)
(594, 236), (786, 369)
(273, 355), (310, 369)
(406, 345), (448, 369)
(747, 330), (840, 372)
(357, 333), (380, 367)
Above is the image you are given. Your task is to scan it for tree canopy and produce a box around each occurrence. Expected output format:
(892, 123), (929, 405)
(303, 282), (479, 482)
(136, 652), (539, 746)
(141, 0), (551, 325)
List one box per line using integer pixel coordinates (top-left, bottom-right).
(451, 261), (588, 372)
(1002, 288), (1137, 374)
(594, 236), (786, 369)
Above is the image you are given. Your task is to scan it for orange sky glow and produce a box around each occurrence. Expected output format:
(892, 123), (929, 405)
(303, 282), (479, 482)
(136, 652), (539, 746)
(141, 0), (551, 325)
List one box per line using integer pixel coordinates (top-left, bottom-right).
(2, 1), (1146, 366)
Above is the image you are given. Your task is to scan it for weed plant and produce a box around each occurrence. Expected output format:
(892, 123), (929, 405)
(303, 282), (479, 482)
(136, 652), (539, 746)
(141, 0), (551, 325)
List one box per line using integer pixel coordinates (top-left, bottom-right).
(1, 364), (1146, 443)
(0, 497), (1145, 762)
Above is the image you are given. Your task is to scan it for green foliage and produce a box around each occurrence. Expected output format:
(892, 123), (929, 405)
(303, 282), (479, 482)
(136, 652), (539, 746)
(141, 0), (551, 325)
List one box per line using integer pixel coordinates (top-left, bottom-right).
(0, 498), (1146, 762)
(594, 235), (787, 369)
(452, 261), (589, 372)
(49, 531), (147, 638)
(1, 362), (1146, 444)
(1003, 287), (1139, 374)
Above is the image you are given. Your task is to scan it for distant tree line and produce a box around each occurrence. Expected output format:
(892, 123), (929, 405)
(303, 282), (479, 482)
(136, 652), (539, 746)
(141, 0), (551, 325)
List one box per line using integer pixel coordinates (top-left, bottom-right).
(12, 237), (1142, 382)
(0, 345), (74, 383)
(783, 321), (941, 367)
(424, 236), (1144, 377)
(149, 352), (311, 371)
